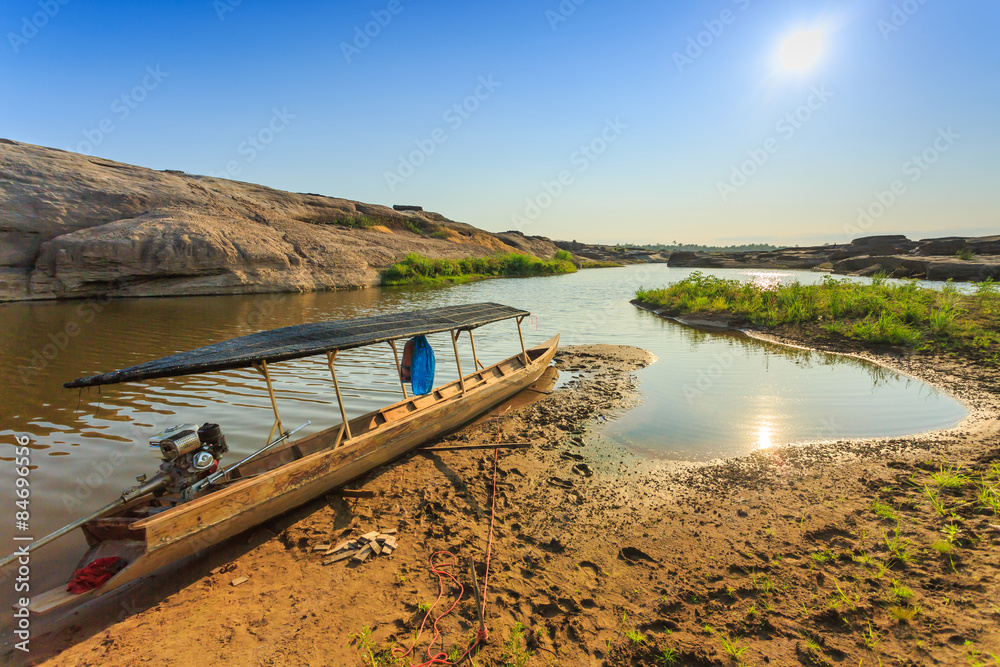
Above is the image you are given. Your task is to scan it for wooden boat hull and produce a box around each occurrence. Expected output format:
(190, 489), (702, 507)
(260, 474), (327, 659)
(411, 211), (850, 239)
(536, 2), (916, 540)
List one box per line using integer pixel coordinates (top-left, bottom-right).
(30, 335), (559, 613)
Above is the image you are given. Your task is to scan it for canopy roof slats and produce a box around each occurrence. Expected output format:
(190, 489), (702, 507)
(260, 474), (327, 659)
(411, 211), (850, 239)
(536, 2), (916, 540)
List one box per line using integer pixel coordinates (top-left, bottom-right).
(65, 303), (529, 389)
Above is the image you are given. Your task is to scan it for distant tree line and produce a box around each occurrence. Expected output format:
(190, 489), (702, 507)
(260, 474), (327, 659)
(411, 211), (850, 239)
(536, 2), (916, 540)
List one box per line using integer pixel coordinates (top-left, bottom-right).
(610, 242), (781, 253)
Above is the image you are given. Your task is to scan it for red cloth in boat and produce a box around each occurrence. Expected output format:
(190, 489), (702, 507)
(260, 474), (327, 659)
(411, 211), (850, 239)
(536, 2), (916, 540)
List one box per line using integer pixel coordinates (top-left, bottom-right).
(67, 556), (125, 594)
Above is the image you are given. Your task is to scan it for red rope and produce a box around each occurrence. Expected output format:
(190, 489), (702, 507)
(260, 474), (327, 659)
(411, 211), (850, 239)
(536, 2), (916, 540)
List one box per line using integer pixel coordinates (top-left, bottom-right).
(392, 446), (502, 667)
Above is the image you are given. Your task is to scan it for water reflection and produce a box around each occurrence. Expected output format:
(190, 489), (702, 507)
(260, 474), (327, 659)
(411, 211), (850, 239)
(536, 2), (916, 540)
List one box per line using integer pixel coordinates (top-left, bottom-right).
(598, 314), (957, 461)
(755, 417), (776, 450)
(745, 271), (789, 290)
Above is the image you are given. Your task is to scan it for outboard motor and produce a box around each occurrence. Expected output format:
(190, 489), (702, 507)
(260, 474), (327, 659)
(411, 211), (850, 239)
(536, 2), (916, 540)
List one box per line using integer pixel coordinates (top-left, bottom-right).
(149, 423), (228, 495)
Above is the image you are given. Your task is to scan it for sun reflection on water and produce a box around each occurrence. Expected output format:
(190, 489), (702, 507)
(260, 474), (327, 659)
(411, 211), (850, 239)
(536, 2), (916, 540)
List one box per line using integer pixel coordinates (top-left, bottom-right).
(745, 271), (790, 291)
(755, 418), (775, 450)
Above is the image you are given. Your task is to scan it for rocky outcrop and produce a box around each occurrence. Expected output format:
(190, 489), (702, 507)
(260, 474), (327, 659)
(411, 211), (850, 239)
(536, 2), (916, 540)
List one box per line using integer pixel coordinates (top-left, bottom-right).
(552, 240), (665, 264)
(824, 236), (1000, 281)
(0, 140), (565, 301)
(666, 245), (835, 270)
(662, 235), (1000, 282)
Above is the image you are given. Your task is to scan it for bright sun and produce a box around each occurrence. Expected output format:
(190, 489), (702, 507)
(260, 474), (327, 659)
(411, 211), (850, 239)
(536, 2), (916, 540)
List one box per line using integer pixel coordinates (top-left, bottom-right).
(779, 29), (824, 71)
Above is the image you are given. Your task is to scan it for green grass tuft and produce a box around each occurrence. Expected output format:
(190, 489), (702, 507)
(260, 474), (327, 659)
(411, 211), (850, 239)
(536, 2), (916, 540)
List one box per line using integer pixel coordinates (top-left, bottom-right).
(381, 252), (576, 286)
(889, 604), (922, 623)
(871, 500), (900, 521)
(930, 465), (968, 490)
(891, 579), (914, 600)
(500, 622), (534, 667)
(635, 273), (1000, 361)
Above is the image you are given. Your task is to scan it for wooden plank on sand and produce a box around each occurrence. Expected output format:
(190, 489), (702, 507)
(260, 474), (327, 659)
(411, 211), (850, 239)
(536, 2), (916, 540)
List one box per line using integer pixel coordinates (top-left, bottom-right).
(323, 549), (358, 565)
(327, 539), (355, 554)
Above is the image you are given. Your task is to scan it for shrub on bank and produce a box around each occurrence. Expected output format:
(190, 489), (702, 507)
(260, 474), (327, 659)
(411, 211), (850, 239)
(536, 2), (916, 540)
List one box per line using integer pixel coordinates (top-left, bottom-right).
(382, 252), (576, 286)
(635, 272), (1000, 361)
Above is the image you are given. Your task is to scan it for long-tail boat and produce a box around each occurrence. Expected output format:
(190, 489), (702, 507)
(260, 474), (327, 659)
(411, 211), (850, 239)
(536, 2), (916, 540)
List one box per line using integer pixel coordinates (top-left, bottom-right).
(2, 303), (558, 613)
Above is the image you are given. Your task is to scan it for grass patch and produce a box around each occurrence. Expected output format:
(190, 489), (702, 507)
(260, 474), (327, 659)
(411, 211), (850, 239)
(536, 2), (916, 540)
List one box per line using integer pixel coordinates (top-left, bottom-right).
(884, 529), (918, 565)
(811, 548), (836, 564)
(890, 579), (914, 601)
(500, 622), (534, 667)
(923, 484), (949, 515)
(976, 476), (1000, 515)
(626, 629), (647, 644)
(657, 647), (680, 665)
(930, 539), (953, 555)
(871, 500), (900, 521)
(581, 260), (625, 269)
(929, 465), (968, 490)
(718, 633), (748, 661)
(381, 252), (576, 286)
(635, 273), (1000, 363)
(862, 622), (884, 649)
(305, 213), (423, 235)
(349, 626), (400, 667)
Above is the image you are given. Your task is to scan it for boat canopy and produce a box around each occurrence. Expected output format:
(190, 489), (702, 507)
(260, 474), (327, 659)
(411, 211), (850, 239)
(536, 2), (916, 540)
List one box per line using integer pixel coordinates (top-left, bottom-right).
(65, 303), (529, 389)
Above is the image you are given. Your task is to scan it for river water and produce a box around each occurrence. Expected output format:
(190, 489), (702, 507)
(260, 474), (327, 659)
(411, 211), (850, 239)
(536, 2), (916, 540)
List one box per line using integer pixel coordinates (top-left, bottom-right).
(0, 265), (968, 597)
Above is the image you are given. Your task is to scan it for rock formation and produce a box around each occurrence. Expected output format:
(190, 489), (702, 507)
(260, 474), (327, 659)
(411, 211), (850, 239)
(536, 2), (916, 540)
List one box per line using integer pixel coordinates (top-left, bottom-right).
(0, 140), (561, 301)
(664, 235), (999, 282)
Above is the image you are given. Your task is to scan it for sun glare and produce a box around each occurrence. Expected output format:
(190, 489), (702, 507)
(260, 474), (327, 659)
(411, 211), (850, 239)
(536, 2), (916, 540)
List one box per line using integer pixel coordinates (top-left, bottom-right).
(754, 417), (776, 450)
(779, 29), (824, 71)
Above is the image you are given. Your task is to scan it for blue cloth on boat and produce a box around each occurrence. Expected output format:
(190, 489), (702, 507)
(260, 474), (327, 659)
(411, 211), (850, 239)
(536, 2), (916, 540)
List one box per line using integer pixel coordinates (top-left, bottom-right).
(409, 335), (435, 395)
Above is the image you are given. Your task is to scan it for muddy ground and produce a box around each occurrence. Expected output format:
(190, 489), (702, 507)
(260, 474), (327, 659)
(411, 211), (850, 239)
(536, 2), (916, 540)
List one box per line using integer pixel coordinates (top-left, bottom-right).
(19, 338), (1000, 666)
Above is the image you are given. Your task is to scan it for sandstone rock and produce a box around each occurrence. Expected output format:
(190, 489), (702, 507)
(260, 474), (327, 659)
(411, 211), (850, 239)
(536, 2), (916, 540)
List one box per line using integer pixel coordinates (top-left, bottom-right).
(566, 232), (996, 282)
(832, 256), (902, 273)
(851, 234), (910, 246)
(853, 264), (886, 277)
(916, 237), (968, 256)
(925, 258), (1000, 282)
(967, 235), (1000, 256)
(666, 251), (699, 266)
(0, 140), (565, 301)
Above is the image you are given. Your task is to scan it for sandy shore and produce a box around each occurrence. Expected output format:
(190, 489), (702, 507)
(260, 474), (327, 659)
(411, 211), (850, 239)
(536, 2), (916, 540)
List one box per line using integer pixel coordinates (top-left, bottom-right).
(16, 336), (1000, 666)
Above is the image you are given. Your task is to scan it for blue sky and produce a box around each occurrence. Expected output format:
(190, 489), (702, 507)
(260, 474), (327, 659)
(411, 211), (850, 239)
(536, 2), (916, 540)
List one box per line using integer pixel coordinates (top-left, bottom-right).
(3, 0), (998, 245)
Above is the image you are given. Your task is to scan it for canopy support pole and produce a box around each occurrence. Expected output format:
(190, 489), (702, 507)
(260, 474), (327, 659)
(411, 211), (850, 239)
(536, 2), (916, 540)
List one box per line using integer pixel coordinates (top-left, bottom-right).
(326, 351), (352, 447)
(516, 316), (528, 366)
(388, 340), (408, 398)
(468, 330), (485, 371)
(451, 330), (467, 394)
(255, 361), (284, 444)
